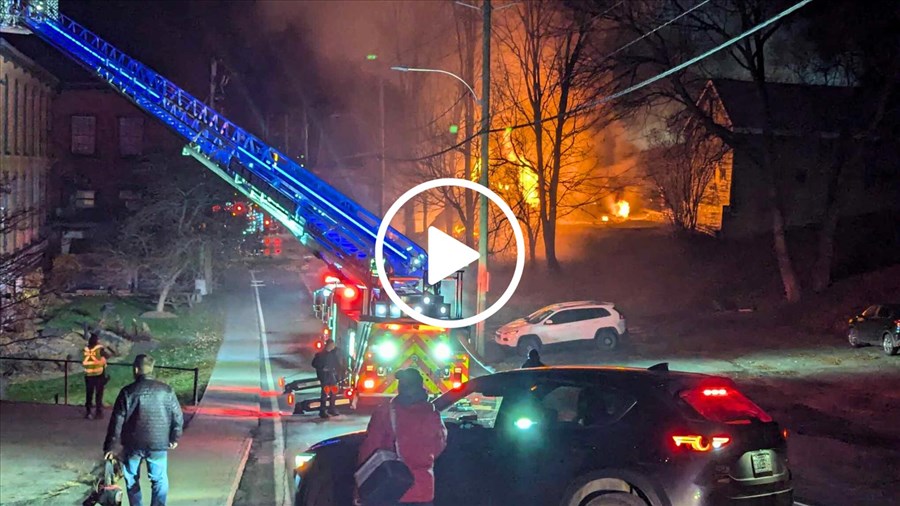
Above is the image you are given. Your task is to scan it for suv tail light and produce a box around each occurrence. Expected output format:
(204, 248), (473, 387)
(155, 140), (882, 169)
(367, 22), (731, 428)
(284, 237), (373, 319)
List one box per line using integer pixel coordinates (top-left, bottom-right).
(680, 385), (773, 424)
(672, 434), (731, 452)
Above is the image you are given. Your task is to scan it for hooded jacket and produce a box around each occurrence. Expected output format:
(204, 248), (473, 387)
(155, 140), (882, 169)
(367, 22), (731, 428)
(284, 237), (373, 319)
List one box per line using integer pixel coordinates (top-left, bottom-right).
(357, 390), (447, 503)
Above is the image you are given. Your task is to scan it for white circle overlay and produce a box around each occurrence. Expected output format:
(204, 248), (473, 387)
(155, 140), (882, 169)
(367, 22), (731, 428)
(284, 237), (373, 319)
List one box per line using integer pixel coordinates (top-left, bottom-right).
(375, 178), (525, 329)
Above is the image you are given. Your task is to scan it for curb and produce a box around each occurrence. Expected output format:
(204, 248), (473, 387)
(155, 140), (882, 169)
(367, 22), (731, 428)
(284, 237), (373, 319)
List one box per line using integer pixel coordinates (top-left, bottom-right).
(225, 437), (254, 506)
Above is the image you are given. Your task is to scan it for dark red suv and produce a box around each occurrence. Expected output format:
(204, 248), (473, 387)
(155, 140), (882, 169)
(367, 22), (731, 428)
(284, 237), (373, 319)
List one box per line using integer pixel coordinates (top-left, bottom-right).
(295, 365), (792, 506)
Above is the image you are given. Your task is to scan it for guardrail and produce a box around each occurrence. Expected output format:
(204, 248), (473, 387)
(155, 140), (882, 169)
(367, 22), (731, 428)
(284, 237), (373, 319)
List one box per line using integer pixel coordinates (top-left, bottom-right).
(0, 356), (200, 405)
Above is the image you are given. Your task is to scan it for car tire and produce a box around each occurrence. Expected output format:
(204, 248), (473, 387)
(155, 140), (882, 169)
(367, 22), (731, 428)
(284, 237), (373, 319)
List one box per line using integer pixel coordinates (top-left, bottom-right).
(883, 334), (899, 356)
(848, 329), (862, 348)
(517, 335), (542, 355)
(595, 329), (618, 351)
(584, 492), (647, 506)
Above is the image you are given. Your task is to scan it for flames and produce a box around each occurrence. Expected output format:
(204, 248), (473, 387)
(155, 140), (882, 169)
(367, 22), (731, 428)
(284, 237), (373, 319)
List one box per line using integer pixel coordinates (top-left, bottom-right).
(614, 200), (630, 219)
(501, 129), (539, 207)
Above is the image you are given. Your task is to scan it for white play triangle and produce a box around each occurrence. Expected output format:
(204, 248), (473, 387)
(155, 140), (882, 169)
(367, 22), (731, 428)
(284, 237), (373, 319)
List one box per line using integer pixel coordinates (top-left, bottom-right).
(427, 226), (480, 286)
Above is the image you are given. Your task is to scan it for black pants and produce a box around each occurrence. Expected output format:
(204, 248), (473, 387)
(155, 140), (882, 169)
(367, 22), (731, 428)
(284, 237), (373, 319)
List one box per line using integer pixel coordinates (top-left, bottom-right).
(85, 374), (105, 411)
(320, 384), (338, 413)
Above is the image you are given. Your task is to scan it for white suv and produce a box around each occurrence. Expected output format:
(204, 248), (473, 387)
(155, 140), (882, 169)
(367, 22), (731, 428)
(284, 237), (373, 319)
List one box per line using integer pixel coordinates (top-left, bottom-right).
(494, 301), (626, 354)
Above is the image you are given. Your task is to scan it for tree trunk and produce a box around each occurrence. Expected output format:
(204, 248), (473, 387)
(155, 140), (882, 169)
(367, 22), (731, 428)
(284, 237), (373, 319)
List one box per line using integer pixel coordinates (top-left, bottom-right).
(202, 243), (214, 295)
(155, 279), (175, 313)
(543, 219), (560, 271)
(770, 196), (801, 302)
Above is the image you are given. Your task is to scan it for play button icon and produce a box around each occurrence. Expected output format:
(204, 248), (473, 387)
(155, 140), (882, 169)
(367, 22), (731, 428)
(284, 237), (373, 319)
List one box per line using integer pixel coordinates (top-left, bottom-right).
(427, 227), (480, 286)
(375, 178), (525, 329)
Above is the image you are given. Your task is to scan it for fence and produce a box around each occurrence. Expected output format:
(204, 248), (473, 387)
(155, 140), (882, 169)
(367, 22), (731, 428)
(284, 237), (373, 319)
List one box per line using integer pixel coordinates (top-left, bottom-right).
(0, 356), (200, 405)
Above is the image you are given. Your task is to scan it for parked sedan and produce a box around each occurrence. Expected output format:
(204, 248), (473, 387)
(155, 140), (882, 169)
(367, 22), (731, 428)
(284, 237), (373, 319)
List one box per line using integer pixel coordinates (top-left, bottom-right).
(848, 304), (900, 355)
(295, 365), (793, 506)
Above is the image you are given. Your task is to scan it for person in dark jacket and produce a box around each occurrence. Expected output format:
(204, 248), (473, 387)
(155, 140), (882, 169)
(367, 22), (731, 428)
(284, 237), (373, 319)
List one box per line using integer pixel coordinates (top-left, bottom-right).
(521, 348), (545, 368)
(312, 339), (341, 418)
(103, 354), (183, 506)
(358, 368), (447, 506)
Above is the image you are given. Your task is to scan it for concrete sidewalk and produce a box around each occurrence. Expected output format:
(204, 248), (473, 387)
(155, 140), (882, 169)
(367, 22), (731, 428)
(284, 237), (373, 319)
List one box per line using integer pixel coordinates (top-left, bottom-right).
(0, 287), (266, 506)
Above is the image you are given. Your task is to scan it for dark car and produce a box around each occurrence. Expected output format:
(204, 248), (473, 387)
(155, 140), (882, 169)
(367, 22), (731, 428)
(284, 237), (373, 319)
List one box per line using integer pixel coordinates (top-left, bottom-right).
(848, 304), (900, 355)
(294, 365), (792, 506)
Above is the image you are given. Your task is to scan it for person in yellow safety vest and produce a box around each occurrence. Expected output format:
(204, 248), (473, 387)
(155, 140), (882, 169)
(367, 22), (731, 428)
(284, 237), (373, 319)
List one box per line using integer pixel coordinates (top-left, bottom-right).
(83, 332), (110, 420)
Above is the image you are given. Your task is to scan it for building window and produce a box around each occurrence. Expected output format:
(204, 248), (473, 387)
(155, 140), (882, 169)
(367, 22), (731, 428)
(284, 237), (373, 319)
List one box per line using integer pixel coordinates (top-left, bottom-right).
(75, 190), (96, 209)
(118, 116), (144, 156)
(71, 115), (96, 155)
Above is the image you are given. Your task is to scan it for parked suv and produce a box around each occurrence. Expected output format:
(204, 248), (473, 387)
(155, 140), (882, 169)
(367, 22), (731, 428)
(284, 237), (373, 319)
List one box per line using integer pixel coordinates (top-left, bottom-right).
(495, 301), (626, 354)
(848, 304), (900, 355)
(294, 365), (793, 506)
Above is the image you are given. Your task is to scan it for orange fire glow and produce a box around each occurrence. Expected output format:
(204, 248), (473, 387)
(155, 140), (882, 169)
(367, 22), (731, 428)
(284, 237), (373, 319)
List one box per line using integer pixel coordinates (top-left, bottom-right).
(501, 129), (539, 207)
(614, 200), (630, 219)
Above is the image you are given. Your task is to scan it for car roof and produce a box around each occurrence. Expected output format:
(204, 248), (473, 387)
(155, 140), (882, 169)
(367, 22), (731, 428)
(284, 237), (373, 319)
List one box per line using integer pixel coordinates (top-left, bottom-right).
(469, 365), (715, 392)
(544, 300), (615, 310)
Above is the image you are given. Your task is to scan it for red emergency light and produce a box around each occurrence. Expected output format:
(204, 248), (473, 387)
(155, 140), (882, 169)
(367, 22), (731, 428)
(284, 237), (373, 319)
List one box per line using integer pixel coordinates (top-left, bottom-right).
(342, 286), (358, 300)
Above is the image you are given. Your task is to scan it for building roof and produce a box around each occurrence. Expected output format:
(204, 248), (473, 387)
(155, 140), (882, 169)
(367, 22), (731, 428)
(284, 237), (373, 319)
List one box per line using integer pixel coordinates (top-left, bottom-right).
(706, 78), (866, 135)
(0, 37), (60, 87)
(0, 34), (94, 86)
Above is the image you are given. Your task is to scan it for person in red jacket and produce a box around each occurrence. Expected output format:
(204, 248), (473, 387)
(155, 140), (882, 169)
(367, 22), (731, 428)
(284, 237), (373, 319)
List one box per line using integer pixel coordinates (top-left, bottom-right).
(358, 368), (447, 506)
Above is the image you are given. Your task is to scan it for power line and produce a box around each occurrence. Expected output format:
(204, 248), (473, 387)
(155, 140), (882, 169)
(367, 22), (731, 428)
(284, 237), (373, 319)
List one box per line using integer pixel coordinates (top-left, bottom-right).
(396, 0), (816, 163)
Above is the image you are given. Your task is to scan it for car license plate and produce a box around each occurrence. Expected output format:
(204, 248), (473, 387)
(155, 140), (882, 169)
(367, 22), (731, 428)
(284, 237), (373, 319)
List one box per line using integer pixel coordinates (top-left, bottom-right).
(751, 451), (773, 476)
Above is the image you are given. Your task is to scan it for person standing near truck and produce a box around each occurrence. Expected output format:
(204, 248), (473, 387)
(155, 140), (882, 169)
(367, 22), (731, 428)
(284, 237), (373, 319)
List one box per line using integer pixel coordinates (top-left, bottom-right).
(312, 339), (341, 418)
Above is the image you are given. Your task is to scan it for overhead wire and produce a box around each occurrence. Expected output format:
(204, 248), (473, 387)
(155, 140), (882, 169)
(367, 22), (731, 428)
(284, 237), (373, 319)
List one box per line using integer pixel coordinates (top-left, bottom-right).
(394, 0), (817, 163)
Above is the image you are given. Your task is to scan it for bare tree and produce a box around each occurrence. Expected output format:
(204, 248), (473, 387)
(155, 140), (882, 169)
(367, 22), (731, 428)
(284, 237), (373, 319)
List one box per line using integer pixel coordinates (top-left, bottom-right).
(0, 175), (47, 331)
(646, 115), (728, 231)
(592, 0), (807, 301)
(494, 0), (609, 270)
(113, 155), (238, 314)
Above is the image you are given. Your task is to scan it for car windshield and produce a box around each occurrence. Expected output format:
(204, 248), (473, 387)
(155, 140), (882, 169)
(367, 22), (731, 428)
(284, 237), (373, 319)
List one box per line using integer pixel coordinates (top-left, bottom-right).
(525, 309), (554, 324)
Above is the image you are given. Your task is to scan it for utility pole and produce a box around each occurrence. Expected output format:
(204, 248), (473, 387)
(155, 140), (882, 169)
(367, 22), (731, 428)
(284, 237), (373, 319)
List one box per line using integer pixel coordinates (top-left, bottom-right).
(379, 77), (387, 217)
(462, 9), (476, 248)
(475, 0), (491, 356)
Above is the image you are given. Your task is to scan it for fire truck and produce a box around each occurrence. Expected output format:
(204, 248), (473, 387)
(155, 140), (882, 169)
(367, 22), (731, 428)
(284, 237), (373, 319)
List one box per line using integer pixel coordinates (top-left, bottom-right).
(0, 0), (472, 412)
(306, 271), (469, 408)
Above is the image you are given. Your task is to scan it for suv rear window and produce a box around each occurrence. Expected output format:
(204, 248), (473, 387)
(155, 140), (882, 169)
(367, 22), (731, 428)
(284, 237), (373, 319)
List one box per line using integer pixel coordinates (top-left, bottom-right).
(679, 386), (772, 424)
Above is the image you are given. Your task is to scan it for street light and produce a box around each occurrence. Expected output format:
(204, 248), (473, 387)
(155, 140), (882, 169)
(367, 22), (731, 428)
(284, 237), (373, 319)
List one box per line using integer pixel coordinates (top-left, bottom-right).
(390, 66), (481, 106)
(390, 62), (490, 356)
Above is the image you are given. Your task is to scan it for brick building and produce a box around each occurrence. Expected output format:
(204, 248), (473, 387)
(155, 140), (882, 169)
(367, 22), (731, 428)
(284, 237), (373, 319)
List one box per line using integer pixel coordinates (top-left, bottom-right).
(0, 37), (56, 313)
(49, 81), (180, 252)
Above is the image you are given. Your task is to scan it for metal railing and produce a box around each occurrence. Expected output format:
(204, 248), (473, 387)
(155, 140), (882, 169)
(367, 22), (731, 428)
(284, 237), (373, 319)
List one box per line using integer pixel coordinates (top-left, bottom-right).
(0, 356), (200, 405)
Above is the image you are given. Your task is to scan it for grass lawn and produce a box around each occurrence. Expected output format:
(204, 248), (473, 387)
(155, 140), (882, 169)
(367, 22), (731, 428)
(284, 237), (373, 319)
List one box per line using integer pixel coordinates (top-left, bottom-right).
(5, 295), (226, 407)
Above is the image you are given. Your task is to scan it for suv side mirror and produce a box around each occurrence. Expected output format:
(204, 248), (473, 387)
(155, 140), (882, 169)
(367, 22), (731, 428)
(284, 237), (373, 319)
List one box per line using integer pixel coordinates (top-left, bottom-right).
(544, 319), (553, 325)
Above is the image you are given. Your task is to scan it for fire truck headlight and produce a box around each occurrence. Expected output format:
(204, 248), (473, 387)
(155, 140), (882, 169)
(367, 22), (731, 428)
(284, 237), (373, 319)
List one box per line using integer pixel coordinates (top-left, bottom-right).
(423, 296), (431, 305)
(375, 303), (388, 317)
(434, 342), (452, 361)
(389, 305), (402, 318)
(376, 341), (398, 360)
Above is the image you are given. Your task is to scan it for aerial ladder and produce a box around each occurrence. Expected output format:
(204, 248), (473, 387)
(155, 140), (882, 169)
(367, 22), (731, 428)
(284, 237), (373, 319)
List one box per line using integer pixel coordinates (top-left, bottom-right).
(1, 0), (471, 411)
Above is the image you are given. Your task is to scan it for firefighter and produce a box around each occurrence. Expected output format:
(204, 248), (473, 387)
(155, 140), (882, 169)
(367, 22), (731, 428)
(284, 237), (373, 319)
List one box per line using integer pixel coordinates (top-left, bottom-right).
(312, 338), (341, 418)
(521, 348), (546, 369)
(83, 332), (111, 419)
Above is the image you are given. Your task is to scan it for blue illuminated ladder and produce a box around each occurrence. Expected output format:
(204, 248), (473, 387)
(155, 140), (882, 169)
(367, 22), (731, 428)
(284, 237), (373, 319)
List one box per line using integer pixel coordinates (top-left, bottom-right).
(2, 0), (426, 281)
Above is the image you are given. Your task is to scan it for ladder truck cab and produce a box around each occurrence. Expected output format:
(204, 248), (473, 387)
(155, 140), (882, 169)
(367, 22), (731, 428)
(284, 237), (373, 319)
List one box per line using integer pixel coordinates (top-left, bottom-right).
(311, 271), (469, 406)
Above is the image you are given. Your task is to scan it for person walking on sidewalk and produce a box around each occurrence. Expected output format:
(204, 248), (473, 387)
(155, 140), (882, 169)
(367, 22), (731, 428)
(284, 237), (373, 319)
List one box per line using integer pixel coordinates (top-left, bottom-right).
(83, 332), (111, 419)
(312, 338), (342, 418)
(357, 368), (447, 506)
(104, 354), (183, 506)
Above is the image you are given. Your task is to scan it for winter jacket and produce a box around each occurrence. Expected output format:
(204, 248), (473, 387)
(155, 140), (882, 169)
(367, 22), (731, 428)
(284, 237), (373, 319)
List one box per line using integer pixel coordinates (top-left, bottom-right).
(312, 349), (341, 386)
(103, 376), (184, 453)
(357, 394), (447, 503)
